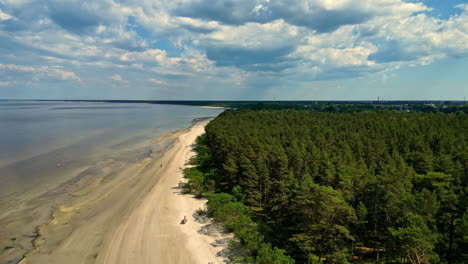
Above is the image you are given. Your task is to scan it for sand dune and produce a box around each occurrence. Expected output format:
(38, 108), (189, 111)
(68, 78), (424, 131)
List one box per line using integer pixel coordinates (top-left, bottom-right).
(16, 121), (230, 264)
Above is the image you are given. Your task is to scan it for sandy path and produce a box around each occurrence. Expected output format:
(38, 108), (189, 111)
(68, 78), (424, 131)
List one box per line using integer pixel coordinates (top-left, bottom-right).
(19, 122), (229, 264)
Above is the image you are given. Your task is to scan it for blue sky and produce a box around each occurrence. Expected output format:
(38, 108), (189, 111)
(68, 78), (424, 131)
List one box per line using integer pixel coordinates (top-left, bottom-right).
(0, 0), (467, 100)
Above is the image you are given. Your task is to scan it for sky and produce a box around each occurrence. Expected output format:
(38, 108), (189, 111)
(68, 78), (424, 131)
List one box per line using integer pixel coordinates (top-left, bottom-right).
(0, 0), (467, 100)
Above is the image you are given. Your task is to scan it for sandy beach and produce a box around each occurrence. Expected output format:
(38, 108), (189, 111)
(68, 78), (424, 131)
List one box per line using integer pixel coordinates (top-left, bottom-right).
(6, 121), (231, 264)
(198, 106), (226, 109)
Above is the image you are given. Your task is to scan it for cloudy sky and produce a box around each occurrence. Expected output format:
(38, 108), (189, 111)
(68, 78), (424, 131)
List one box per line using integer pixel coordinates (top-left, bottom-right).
(0, 0), (467, 100)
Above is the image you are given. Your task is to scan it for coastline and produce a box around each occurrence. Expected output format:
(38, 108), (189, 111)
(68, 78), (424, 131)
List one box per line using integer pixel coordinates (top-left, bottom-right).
(10, 119), (230, 264)
(197, 106), (226, 109)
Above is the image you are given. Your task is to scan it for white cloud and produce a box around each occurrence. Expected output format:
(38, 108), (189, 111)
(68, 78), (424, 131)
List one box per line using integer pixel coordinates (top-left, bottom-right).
(148, 78), (168, 86)
(110, 74), (127, 83)
(296, 46), (377, 67)
(0, 81), (14, 86)
(0, 64), (81, 81)
(0, 10), (13, 21)
(456, 4), (468, 12)
(362, 6), (468, 63)
(201, 19), (300, 49)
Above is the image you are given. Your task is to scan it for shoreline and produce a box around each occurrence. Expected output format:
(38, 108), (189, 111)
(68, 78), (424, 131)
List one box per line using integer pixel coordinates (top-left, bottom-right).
(197, 106), (226, 109)
(11, 119), (230, 264)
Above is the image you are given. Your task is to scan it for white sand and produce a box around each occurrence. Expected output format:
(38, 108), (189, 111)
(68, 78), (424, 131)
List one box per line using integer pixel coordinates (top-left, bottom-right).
(198, 106), (226, 109)
(99, 122), (230, 264)
(18, 121), (231, 264)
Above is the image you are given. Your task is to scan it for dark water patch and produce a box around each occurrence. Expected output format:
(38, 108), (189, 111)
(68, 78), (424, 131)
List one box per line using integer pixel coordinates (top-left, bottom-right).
(50, 106), (150, 110)
(0, 103), (60, 107)
(0, 107), (42, 110)
(192, 116), (216, 124)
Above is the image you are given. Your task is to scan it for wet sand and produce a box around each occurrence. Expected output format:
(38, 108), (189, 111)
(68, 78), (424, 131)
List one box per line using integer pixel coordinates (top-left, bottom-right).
(1, 121), (231, 264)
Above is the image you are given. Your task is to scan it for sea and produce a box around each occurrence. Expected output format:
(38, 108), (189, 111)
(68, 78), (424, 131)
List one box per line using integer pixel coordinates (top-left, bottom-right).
(0, 101), (223, 198)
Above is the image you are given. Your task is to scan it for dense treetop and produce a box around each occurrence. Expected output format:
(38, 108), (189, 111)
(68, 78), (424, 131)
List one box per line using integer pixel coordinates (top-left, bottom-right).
(186, 109), (467, 263)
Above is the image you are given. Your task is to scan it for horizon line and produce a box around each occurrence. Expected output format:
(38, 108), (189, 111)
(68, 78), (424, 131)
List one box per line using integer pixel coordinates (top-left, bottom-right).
(1, 99), (466, 103)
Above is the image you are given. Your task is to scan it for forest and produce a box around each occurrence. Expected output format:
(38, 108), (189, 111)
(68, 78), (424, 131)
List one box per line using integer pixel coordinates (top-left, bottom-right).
(184, 109), (467, 263)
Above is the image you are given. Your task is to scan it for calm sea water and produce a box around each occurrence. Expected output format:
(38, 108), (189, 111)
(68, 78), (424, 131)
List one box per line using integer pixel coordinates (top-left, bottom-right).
(0, 101), (223, 197)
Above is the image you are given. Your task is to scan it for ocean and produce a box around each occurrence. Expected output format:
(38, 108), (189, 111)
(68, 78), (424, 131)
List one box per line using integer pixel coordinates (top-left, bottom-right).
(0, 101), (223, 197)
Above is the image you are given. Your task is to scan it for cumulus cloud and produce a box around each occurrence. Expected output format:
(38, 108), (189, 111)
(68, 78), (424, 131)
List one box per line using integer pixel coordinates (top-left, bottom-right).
(0, 80), (14, 86)
(0, 10), (13, 21)
(110, 74), (127, 82)
(173, 0), (429, 32)
(0, 0), (467, 97)
(0, 63), (81, 81)
(45, 0), (127, 34)
(192, 19), (302, 70)
(148, 78), (168, 86)
(366, 7), (468, 63)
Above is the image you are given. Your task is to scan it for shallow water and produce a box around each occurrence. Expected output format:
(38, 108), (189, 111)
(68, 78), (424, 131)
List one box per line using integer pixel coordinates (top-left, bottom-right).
(0, 101), (222, 197)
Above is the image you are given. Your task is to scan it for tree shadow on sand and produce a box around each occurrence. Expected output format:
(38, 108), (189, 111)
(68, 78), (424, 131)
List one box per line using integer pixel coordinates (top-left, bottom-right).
(193, 211), (245, 263)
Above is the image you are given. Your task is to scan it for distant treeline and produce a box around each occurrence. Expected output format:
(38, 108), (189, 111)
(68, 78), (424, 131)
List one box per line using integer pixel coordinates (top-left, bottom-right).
(185, 109), (467, 263)
(29, 100), (468, 113)
(229, 102), (468, 114)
